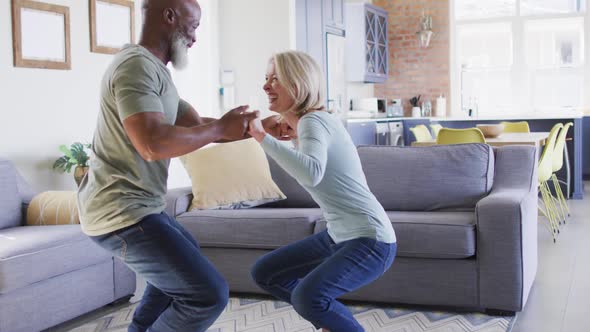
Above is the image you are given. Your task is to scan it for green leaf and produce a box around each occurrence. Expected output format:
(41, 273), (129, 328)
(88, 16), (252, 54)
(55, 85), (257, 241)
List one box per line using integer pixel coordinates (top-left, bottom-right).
(54, 142), (92, 171)
(52, 156), (69, 173)
(70, 142), (90, 167)
(59, 145), (72, 158)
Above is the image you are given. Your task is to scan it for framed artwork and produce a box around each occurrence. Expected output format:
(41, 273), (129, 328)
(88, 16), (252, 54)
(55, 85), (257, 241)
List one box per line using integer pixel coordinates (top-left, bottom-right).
(11, 0), (71, 70)
(90, 0), (135, 54)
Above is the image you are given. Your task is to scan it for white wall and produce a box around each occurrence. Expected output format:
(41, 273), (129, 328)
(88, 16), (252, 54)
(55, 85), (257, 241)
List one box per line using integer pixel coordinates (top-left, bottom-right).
(218, 0), (294, 118)
(0, 0), (220, 191)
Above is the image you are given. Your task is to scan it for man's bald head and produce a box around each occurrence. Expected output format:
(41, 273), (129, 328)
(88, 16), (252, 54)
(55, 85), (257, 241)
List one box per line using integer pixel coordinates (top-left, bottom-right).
(139, 0), (201, 69)
(142, 0), (200, 29)
(142, 0), (200, 16)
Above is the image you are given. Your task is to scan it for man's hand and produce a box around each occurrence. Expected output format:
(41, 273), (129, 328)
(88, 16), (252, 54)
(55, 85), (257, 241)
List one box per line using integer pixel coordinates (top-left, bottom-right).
(218, 105), (259, 141)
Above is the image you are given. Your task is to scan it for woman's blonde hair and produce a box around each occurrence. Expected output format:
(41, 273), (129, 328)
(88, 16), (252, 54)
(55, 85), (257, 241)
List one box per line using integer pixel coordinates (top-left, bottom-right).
(272, 51), (326, 117)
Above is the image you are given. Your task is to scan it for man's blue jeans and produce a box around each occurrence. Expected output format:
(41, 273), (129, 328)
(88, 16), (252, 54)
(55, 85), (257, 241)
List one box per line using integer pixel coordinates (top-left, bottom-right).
(251, 230), (396, 331)
(90, 212), (228, 332)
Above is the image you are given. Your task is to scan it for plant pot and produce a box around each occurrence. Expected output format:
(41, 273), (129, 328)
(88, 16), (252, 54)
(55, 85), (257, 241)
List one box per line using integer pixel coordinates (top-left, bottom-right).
(74, 166), (89, 187)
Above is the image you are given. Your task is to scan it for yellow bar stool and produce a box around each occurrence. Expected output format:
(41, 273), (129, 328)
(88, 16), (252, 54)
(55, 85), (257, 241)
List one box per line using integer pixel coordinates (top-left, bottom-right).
(430, 124), (443, 138)
(538, 123), (562, 242)
(551, 122), (573, 222)
(410, 125), (433, 142)
(436, 128), (486, 145)
(500, 121), (530, 133)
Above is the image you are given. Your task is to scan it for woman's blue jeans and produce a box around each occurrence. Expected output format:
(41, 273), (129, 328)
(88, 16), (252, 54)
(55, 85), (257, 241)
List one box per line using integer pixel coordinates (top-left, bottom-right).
(90, 212), (229, 332)
(251, 230), (396, 331)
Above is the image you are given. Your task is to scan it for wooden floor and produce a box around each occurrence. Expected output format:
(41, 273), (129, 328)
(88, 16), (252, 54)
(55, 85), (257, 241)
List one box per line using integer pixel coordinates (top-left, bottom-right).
(512, 182), (590, 332)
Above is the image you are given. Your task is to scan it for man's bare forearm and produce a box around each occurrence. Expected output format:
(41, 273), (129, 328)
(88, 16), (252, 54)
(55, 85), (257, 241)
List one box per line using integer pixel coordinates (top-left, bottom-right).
(140, 121), (224, 161)
(201, 117), (217, 124)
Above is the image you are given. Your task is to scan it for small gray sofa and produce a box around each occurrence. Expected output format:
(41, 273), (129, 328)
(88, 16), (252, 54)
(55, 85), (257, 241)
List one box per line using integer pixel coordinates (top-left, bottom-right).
(166, 144), (538, 314)
(0, 158), (136, 332)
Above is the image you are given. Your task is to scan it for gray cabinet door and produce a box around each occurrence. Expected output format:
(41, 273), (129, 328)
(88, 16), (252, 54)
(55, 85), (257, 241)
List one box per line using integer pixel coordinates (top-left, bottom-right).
(364, 5), (388, 82)
(346, 3), (388, 83)
(347, 121), (377, 146)
(323, 0), (345, 31)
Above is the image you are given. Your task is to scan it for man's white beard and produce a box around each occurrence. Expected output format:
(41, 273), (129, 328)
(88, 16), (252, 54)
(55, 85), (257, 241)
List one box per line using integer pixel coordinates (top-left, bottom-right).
(170, 32), (190, 70)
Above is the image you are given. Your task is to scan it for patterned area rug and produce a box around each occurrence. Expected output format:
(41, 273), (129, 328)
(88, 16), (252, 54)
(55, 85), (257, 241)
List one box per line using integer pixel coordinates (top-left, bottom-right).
(69, 298), (515, 332)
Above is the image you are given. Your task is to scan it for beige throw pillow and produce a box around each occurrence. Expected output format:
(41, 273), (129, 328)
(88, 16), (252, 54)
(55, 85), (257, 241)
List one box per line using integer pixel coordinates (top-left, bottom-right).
(26, 191), (80, 225)
(181, 138), (286, 210)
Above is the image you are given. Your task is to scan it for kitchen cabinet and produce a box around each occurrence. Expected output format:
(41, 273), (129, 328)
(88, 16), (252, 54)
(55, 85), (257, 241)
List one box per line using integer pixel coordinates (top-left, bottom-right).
(295, 0), (346, 111)
(295, 0), (325, 69)
(347, 119), (405, 146)
(323, 0), (345, 33)
(295, 0), (346, 67)
(345, 3), (388, 83)
(347, 121), (376, 146)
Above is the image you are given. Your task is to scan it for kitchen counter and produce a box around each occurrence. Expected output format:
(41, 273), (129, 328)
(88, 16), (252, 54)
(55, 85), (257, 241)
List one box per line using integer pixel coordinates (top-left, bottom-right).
(433, 112), (584, 121)
(346, 116), (416, 122)
(345, 111), (584, 122)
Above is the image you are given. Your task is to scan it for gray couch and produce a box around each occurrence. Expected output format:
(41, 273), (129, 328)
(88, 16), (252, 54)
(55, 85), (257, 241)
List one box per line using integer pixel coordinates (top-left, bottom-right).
(0, 158), (136, 332)
(166, 144), (538, 314)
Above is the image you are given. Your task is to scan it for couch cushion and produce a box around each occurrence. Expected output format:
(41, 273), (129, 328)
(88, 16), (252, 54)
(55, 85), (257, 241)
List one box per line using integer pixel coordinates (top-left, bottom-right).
(313, 211), (476, 259)
(263, 157), (318, 208)
(180, 139), (286, 210)
(0, 159), (22, 230)
(388, 211), (476, 259)
(177, 208), (323, 249)
(26, 191), (80, 225)
(0, 225), (111, 294)
(358, 144), (494, 211)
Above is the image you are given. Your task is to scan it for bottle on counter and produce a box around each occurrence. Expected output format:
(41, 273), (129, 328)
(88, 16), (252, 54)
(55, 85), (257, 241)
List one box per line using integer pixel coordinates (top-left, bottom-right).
(435, 94), (446, 117)
(421, 100), (432, 117)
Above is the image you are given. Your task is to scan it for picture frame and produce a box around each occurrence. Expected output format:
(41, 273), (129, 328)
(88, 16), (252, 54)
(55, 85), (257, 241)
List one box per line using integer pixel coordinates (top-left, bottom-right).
(11, 0), (71, 70)
(90, 0), (135, 54)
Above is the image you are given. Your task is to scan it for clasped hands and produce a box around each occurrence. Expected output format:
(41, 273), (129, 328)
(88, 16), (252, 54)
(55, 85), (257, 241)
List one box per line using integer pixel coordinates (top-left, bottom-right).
(218, 106), (295, 142)
(249, 114), (296, 143)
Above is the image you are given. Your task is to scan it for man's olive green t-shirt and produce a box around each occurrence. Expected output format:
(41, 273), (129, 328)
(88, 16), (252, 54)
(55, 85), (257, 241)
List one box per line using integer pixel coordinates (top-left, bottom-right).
(78, 44), (190, 236)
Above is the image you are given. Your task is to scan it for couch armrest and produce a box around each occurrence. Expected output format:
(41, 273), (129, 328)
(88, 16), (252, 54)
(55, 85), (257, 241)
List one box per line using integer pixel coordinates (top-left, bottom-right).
(476, 146), (538, 312)
(165, 187), (193, 217)
(17, 169), (36, 224)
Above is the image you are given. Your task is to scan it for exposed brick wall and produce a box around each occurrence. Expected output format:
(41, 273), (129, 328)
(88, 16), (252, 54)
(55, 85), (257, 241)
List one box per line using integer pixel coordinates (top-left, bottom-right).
(373, 0), (450, 117)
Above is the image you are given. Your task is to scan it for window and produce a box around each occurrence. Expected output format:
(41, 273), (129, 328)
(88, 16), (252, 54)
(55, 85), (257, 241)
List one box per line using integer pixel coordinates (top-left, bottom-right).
(452, 0), (588, 116)
(521, 0), (586, 16)
(456, 0), (516, 20)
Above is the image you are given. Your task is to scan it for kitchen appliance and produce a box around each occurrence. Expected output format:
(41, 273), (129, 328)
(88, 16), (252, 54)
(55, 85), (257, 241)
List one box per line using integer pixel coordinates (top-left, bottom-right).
(387, 98), (404, 117)
(350, 98), (387, 114)
(376, 121), (404, 146)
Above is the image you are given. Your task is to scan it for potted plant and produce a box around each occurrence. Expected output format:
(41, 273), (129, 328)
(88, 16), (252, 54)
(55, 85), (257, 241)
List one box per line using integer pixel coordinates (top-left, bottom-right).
(410, 95), (421, 117)
(53, 142), (92, 186)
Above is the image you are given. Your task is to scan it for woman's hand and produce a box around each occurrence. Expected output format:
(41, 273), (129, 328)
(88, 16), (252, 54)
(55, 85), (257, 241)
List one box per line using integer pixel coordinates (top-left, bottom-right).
(280, 121), (297, 140)
(260, 115), (295, 141)
(261, 115), (283, 139)
(248, 116), (267, 143)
